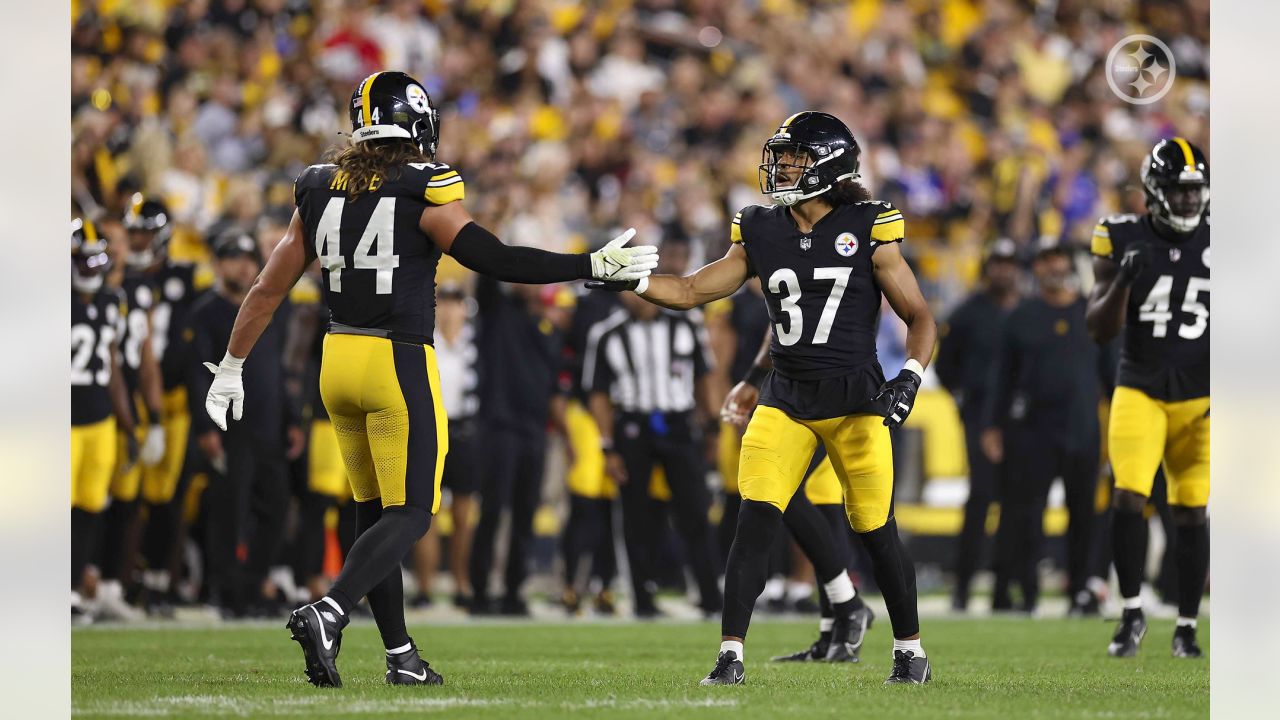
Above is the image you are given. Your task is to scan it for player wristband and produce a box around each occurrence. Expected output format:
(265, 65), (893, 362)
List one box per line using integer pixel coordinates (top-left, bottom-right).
(743, 365), (770, 388)
(222, 352), (245, 370)
(902, 358), (924, 381)
(633, 277), (649, 295)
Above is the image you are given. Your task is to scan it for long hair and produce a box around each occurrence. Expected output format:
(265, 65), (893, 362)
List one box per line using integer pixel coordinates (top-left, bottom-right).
(324, 140), (431, 200)
(825, 178), (873, 205)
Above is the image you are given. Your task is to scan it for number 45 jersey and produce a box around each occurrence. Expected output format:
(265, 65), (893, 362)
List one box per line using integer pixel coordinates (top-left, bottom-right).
(731, 201), (905, 419)
(294, 161), (465, 343)
(1092, 214), (1209, 401)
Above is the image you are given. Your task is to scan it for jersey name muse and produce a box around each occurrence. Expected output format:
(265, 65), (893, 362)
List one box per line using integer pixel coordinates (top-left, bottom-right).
(732, 201), (904, 380)
(1092, 214), (1209, 400)
(294, 161), (466, 342)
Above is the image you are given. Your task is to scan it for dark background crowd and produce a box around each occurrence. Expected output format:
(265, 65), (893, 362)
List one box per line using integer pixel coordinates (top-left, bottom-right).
(70, 0), (1209, 621)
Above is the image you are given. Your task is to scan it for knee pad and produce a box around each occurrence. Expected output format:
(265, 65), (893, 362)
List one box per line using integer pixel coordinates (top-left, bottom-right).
(383, 505), (433, 540)
(732, 500), (784, 555)
(1170, 504), (1207, 527)
(1112, 488), (1148, 514)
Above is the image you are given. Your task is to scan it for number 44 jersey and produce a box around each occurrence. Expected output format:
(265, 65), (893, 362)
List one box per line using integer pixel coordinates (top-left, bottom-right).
(1092, 214), (1209, 401)
(294, 161), (465, 343)
(731, 200), (905, 419)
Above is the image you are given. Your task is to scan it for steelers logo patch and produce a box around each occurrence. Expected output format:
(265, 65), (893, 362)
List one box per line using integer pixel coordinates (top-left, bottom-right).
(405, 84), (430, 114)
(835, 232), (858, 257)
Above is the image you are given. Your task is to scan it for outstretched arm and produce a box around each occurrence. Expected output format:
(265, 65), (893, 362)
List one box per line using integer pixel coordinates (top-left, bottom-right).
(635, 243), (752, 311)
(421, 201), (655, 284)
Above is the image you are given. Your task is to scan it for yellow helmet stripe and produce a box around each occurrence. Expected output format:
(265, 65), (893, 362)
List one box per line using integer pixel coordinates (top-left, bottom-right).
(779, 112), (805, 130)
(361, 72), (383, 127)
(83, 219), (98, 241)
(1172, 137), (1197, 171)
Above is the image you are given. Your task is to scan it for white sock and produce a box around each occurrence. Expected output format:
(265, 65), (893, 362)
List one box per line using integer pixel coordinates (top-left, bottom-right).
(819, 617), (834, 633)
(1123, 596), (1143, 611)
(321, 596), (346, 616)
(386, 642), (413, 656)
(823, 572), (855, 605)
(893, 638), (925, 658)
(720, 640), (744, 661)
(762, 577), (785, 601)
(1176, 617), (1197, 629)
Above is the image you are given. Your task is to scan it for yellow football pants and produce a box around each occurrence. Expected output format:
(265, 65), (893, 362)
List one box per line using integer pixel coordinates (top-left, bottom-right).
(141, 387), (190, 505)
(564, 400), (617, 500)
(739, 405), (892, 532)
(319, 334), (447, 513)
(1109, 386), (1210, 507)
(71, 417), (117, 512)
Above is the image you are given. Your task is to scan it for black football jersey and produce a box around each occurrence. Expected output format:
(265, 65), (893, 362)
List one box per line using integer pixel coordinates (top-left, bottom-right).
(732, 201), (905, 419)
(1091, 214), (1209, 400)
(294, 161), (466, 343)
(118, 269), (155, 395)
(151, 261), (208, 391)
(71, 289), (124, 426)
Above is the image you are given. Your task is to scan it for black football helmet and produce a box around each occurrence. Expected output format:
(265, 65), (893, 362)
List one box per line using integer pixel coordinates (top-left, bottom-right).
(122, 193), (172, 268)
(72, 218), (112, 294)
(758, 111), (861, 206)
(1141, 137), (1209, 233)
(349, 71), (440, 157)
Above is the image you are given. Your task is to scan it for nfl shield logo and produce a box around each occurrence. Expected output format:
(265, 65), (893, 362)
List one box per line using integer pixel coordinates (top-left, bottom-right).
(1169, 248), (1181, 262)
(800, 236), (812, 251)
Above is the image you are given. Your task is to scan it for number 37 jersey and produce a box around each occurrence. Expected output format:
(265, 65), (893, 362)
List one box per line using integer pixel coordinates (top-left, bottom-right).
(294, 161), (465, 343)
(1092, 214), (1209, 400)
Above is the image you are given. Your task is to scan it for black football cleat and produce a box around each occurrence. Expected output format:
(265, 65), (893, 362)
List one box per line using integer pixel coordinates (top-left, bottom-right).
(286, 602), (348, 688)
(386, 641), (445, 685)
(1172, 625), (1203, 658)
(826, 605), (875, 662)
(771, 638), (828, 662)
(700, 651), (745, 686)
(885, 650), (932, 684)
(1107, 609), (1147, 658)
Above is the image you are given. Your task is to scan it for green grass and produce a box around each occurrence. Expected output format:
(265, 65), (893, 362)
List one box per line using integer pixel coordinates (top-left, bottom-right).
(72, 616), (1207, 719)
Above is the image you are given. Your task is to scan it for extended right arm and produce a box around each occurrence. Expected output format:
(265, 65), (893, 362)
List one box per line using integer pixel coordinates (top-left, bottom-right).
(636, 243), (752, 311)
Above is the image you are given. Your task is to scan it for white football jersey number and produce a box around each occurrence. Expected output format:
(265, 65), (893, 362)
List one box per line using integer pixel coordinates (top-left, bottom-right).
(315, 197), (400, 295)
(767, 266), (853, 347)
(1137, 274), (1209, 339)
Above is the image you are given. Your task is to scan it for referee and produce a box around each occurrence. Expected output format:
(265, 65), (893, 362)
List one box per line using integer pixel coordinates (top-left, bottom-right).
(584, 292), (722, 617)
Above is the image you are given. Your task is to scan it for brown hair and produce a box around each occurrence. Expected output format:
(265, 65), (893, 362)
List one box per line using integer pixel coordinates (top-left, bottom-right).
(826, 179), (873, 205)
(324, 140), (431, 200)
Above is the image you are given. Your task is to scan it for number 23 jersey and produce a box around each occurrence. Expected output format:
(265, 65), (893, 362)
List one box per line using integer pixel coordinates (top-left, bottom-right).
(294, 161), (465, 343)
(732, 201), (905, 418)
(1091, 214), (1209, 401)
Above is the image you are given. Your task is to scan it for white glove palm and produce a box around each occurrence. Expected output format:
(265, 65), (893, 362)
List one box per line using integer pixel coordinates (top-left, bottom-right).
(589, 228), (658, 282)
(140, 425), (166, 466)
(203, 354), (245, 431)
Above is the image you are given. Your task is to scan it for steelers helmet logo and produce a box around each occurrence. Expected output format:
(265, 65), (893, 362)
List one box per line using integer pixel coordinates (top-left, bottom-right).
(405, 84), (430, 114)
(1201, 246), (1210, 269)
(835, 232), (858, 257)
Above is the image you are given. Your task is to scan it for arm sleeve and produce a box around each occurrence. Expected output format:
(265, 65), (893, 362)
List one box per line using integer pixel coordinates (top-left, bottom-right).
(448, 222), (592, 284)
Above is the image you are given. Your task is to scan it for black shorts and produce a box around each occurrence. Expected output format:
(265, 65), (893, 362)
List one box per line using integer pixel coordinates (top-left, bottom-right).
(759, 361), (887, 420)
(442, 418), (479, 496)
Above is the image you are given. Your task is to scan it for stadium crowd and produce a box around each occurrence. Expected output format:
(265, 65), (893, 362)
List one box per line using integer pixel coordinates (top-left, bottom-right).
(70, 0), (1209, 621)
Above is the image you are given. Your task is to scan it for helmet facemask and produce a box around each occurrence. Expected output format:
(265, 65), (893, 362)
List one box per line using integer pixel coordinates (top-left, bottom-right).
(1143, 161), (1209, 234)
(72, 245), (111, 294)
(758, 138), (857, 207)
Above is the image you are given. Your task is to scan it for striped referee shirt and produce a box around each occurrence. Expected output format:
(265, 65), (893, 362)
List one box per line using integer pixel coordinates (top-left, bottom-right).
(582, 308), (713, 414)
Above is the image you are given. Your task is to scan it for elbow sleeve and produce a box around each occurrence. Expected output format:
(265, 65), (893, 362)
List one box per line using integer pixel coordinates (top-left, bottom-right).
(448, 222), (591, 283)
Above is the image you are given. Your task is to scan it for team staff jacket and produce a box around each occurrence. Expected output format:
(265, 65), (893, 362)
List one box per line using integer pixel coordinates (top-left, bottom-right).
(1091, 214), (1209, 401)
(731, 201), (905, 420)
(293, 161), (466, 345)
(71, 289), (125, 426)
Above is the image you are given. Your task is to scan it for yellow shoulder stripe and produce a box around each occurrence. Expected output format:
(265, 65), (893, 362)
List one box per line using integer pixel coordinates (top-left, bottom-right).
(425, 179), (465, 205)
(730, 211), (743, 243)
(429, 169), (458, 182)
(870, 215), (905, 243)
(875, 207), (902, 219)
(1091, 224), (1113, 257)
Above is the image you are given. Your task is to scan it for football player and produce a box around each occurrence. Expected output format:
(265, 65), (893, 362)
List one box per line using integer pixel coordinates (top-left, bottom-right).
(71, 219), (137, 621)
(594, 112), (936, 685)
(121, 195), (210, 614)
(200, 71), (656, 687)
(1087, 138), (1210, 659)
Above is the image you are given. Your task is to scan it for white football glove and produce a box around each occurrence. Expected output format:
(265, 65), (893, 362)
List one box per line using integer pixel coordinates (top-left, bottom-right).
(140, 425), (166, 466)
(589, 228), (658, 282)
(203, 353), (245, 431)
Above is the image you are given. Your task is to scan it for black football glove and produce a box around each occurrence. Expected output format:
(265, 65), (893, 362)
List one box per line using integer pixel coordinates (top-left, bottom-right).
(585, 279), (639, 292)
(875, 368), (922, 430)
(1117, 243), (1153, 286)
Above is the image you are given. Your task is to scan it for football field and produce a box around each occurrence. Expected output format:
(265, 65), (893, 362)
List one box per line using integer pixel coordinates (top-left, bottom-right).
(72, 615), (1207, 719)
